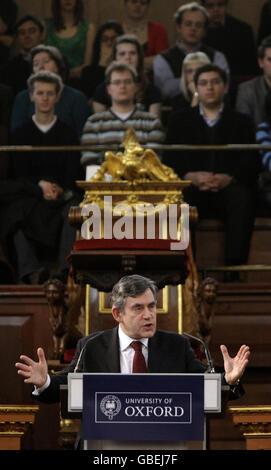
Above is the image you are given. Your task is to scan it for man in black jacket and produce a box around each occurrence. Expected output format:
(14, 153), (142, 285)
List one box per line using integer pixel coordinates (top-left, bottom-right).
(164, 64), (261, 280)
(9, 70), (84, 284)
(15, 274), (249, 401)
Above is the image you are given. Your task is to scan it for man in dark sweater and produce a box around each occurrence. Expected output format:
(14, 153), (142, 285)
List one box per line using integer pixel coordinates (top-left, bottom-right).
(153, 2), (229, 102)
(9, 71), (84, 284)
(164, 64), (261, 281)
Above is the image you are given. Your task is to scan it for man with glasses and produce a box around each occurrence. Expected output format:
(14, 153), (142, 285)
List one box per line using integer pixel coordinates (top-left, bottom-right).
(201, 0), (257, 96)
(164, 64), (261, 282)
(81, 61), (164, 180)
(153, 2), (229, 102)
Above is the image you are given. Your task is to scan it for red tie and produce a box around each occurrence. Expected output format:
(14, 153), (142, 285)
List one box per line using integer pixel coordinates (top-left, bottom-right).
(131, 341), (147, 373)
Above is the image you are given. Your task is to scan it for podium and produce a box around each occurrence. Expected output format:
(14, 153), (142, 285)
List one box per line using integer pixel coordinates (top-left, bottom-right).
(67, 373), (224, 450)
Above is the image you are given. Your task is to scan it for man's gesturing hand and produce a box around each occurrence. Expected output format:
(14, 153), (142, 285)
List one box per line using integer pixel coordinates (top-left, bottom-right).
(15, 347), (48, 388)
(220, 344), (250, 385)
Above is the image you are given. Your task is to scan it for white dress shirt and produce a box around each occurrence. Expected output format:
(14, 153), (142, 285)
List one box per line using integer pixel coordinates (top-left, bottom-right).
(118, 326), (149, 374)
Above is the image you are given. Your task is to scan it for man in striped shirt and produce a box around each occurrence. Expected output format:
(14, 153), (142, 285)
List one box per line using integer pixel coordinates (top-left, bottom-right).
(81, 61), (165, 180)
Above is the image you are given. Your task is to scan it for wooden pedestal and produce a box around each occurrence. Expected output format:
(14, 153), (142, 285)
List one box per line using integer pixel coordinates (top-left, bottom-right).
(0, 405), (39, 450)
(229, 405), (271, 450)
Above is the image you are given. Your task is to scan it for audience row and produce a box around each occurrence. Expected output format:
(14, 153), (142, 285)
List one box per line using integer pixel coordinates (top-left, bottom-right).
(0, 1), (271, 285)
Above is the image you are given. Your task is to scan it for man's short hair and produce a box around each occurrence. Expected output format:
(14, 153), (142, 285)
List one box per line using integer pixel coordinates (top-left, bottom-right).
(194, 63), (228, 86)
(14, 14), (44, 34)
(111, 275), (158, 313)
(27, 70), (63, 95)
(105, 60), (138, 84)
(258, 35), (271, 59)
(174, 2), (209, 27)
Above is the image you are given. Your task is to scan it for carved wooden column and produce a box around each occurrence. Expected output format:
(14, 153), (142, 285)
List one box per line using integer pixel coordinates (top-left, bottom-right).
(229, 405), (271, 450)
(0, 405), (39, 450)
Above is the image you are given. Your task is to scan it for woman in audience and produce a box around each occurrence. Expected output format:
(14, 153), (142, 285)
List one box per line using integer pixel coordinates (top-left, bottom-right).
(45, 0), (95, 80)
(172, 52), (211, 111)
(92, 34), (162, 117)
(121, 0), (168, 73)
(10, 45), (90, 137)
(80, 20), (123, 101)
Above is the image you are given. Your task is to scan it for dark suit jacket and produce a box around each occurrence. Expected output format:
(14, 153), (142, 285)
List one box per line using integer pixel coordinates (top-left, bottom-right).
(164, 105), (260, 187)
(36, 327), (243, 404)
(35, 327), (244, 449)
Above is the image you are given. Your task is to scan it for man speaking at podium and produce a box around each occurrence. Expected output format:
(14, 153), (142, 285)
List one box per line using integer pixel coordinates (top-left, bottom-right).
(15, 274), (249, 405)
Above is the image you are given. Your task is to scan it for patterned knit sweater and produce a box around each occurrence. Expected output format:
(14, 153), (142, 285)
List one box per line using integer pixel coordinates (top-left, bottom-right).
(80, 106), (165, 166)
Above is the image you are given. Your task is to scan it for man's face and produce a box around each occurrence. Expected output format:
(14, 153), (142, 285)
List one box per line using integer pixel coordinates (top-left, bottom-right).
(203, 1), (227, 26)
(258, 48), (271, 81)
(16, 20), (44, 52)
(115, 43), (139, 69)
(112, 288), (157, 339)
(107, 70), (136, 106)
(30, 81), (60, 114)
(196, 71), (227, 107)
(177, 10), (206, 47)
(124, 0), (149, 21)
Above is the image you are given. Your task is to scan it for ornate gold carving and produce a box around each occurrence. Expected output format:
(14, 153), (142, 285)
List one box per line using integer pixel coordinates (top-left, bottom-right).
(230, 407), (271, 414)
(90, 128), (180, 183)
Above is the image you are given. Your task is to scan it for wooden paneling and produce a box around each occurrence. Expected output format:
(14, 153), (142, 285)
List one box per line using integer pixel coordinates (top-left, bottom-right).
(209, 283), (271, 367)
(194, 217), (271, 283)
(0, 286), (59, 450)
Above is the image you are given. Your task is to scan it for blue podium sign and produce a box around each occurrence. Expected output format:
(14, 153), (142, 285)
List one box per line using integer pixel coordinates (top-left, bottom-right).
(83, 374), (204, 441)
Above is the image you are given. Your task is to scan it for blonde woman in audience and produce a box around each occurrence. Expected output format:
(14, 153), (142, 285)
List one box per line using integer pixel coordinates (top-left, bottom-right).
(45, 0), (95, 80)
(172, 51), (210, 110)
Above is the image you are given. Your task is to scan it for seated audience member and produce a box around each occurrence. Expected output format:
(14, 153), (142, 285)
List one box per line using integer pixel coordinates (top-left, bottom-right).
(80, 20), (123, 102)
(121, 0), (168, 73)
(164, 64), (261, 282)
(92, 34), (162, 117)
(81, 61), (164, 180)
(10, 45), (90, 137)
(258, 1), (271, 45)
(172, 51), (210, 111)
(0, 0), (18, 68)
(45, 0), (96, 81)
(236, 36), (271, 127)
(256, 88), (271, 209)
(153, 2), (229, 103)
(201, 1), (257, 83)
(9, 71), (84, 284)
(0, 15), (45, 95)
(15, 274), (249, 450)
(0, 83), (13, 179)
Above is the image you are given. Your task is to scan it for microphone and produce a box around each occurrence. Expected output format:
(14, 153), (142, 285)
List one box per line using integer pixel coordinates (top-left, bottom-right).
(183, 332), (215, 373)
(74, 331), (102, 373)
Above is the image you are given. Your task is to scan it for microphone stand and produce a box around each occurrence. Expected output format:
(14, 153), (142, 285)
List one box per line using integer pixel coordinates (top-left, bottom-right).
(183, 332), (216, 373)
